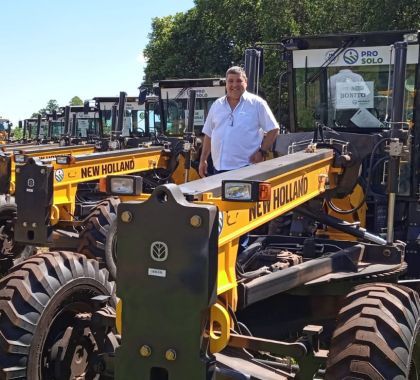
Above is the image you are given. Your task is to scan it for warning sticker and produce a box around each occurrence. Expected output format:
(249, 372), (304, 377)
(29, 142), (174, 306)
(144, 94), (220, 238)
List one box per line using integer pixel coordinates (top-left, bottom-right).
(148, 268), (166, 278)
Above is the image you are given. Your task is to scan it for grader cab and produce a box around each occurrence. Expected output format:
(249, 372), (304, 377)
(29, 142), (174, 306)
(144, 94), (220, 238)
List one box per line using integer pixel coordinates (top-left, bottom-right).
(0, 119), (11, 144)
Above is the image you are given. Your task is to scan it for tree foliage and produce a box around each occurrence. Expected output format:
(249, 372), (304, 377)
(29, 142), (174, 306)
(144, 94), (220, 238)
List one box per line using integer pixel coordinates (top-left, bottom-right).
(69, 96), (83, 106)
(142, 0), (420, 118)
(33, 99), (60, 118)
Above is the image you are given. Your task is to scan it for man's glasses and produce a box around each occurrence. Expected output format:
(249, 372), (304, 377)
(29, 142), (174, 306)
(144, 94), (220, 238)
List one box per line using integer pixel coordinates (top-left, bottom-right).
(228, 112), (234, 127)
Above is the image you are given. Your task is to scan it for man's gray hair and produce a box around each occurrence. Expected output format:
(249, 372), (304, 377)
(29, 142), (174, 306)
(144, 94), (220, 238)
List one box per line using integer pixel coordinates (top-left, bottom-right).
(226, 66), (247, 80)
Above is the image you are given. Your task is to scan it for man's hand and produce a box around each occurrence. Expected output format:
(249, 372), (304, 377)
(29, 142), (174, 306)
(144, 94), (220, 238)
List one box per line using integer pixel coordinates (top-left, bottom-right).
(250, 149), (265, 164)
(199, 160), (208, 177)
(250, 129), (279, 164)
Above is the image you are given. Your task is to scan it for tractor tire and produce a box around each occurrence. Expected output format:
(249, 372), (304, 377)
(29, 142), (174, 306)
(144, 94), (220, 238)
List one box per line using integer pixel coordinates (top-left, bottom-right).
(78, 197), (120, 273)
(0, 201), (34, 273)
(325, 283), (420, 380)
(0, 251), (117, 380)
(104, 218), (118, 281)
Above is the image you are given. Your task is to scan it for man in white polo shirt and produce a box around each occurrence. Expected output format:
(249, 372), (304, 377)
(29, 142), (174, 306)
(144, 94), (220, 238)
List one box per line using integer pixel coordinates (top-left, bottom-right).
(199, 66), (279, 177)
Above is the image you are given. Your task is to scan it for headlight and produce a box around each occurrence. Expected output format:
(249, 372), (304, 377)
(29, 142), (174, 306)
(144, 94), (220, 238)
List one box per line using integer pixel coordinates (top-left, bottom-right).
(56, 155), (74, 165)
(222, 180), (271, 202)
(224, 182), (252, 200)
(14, 154), (28, 163)
(104, 175), (143, 195)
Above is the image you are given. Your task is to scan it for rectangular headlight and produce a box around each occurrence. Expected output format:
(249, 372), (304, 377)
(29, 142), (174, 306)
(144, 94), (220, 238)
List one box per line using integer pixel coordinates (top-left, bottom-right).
(106, 175), (143, 196)
(14, 154), (28, 163)
(222, 181), (271, 202)
(56, 155), (74, 165)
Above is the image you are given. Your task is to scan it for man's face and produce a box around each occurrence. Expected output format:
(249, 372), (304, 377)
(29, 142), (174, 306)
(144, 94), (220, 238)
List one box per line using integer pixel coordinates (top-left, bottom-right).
(226, 73), (247, 100)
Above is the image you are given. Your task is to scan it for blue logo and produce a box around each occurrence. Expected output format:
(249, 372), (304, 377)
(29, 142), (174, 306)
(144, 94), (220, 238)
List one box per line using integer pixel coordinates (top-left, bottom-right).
(343, 49), (359, 64)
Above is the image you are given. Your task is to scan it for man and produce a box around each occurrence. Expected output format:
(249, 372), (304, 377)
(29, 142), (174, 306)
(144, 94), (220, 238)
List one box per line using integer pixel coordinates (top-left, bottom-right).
(199, 66), (279, 177)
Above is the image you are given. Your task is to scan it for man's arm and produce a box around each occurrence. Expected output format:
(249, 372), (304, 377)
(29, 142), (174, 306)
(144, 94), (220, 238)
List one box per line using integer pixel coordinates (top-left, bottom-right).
(261, 129), (279, 152)
(199, 134), (211, 177)
(250, 128), (279, 164)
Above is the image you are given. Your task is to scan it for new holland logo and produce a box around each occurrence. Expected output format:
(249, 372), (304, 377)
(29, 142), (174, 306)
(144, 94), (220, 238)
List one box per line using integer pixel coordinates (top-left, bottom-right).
(27, 178), (35, 188)
(55, 169), (64, 182)
(150, 241), (169, 262)
(218, 211), (224, 236)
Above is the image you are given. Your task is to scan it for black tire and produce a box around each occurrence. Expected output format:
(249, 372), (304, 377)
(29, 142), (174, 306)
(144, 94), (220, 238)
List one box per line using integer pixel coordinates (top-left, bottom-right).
(104, 219), (117, 280)
(0, 201), (34, 273)
(325, 283), (420, 380)
(78, 197), (120, 269)
(0, 251), (117, 380)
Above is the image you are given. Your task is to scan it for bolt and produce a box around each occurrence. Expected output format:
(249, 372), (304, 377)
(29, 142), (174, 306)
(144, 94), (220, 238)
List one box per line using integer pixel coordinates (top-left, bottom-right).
(190, 215), (202, 227)
(16, 168), (20, 173)
(121, 211), (133, 223)
(40, 169), (45, 175)
(165, 349), (176, 361)
(32, 222), (37, 228)
(139, 345), (152, 357)
(93, 360), (105, 373)
(23, 222), (27, 227)
(383, 249), (391, 257)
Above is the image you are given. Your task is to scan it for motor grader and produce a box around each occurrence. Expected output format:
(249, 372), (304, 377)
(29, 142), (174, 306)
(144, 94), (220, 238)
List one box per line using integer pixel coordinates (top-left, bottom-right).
(101, 39), (420, 375)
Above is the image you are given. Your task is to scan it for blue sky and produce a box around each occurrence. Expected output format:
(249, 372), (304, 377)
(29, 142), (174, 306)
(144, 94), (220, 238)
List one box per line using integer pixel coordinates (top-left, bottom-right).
(0, 0), (195, 125)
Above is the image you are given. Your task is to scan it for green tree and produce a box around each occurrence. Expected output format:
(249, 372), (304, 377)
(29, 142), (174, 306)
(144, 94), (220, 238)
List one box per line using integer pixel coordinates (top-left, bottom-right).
(143, 0), (261, 83)
(45, 99), (60, 113)
(12, 126), (23, 140)
(69, 96), (83, 106)
(33, 99), (60, 118)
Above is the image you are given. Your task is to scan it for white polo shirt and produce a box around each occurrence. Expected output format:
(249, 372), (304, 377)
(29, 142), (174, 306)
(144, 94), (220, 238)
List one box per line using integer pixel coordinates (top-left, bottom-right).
(202, 91), (279, 171)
